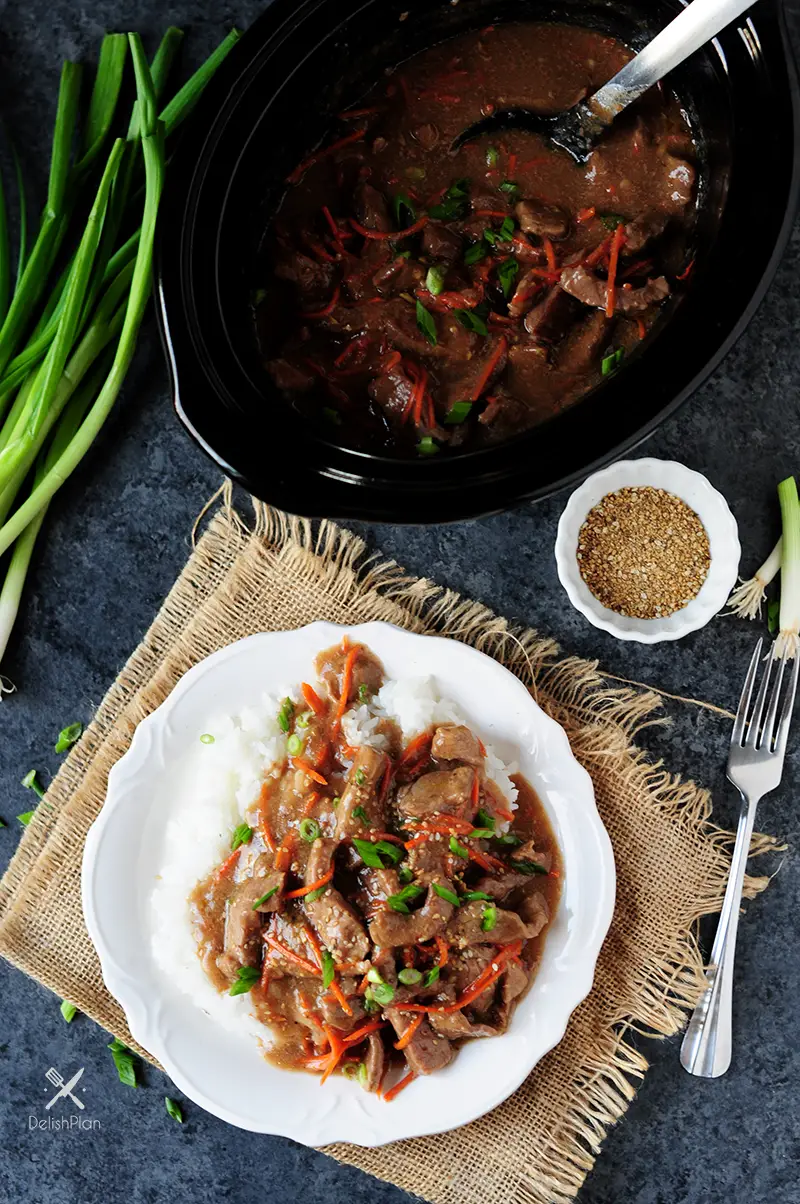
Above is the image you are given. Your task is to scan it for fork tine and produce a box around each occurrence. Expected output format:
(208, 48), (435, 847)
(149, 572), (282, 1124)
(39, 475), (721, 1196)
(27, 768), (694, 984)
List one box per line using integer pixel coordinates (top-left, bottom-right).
(774, 652), (800, 756)
(762, 645), (788, 751)
(747, 647), (774, 748)
(732, 638), (763, 746)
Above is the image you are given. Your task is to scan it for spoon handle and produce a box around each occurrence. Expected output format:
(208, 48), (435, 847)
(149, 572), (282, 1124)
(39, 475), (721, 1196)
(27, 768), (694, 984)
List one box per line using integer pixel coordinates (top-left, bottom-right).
(591, 0), (757, 122)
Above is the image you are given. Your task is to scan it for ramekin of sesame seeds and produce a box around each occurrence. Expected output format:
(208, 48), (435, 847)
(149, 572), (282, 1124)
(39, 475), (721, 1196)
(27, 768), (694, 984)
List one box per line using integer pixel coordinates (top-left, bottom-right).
(554, 459), (741, 643)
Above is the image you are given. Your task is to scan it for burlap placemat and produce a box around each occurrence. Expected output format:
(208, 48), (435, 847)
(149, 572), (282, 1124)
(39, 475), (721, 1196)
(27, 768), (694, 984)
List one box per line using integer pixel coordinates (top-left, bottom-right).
(0, 495), (778, 1204)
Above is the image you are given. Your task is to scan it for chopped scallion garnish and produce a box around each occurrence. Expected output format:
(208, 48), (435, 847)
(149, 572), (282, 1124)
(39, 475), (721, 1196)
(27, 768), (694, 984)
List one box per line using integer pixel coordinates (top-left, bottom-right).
(355, 767), (367, 786)
(352, 804), (369, 823)
(60, 999), (77, 1023)
(433, 883), (460, 907)
(352, 837), (384, 867)
(481, 904), (497, 932)
(21, 769), (44, 799)
(321, 949), (335, 989)
(449, 835), (469, 859)
(55, 721), (82, 753)
(445, 400), (472, 425)
(387, 884), (424, 912)
(601, 347), (624, 377)
(425, 264), (446, 296)
(229, 965), (260, 997)
(398, 967), (422, 985)
(287, 733), (304, 757)
(230, 822), (253, 851)
(461, 890), (492, 902)
(415, 299), (437, 346)
(107, 1037), (138, 1086)
(277, 697), (294, 733)
(486, 146), (499, 168)
(165, 1097), (184, 1123)
(417, 436), (439, 457)
(199, 733), (215, 745)
(464, 239), (487, 266)
(299, 818), (321, 843)
(423, 966), (440, 987)
(497, 257), (519, 298)
(251, 886), (278, 910)
(454, 308), (488, 336)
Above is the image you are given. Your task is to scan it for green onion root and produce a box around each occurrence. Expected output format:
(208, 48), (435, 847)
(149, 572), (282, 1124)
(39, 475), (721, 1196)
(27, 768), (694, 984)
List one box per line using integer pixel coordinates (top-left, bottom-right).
(726, 537), (782, 620)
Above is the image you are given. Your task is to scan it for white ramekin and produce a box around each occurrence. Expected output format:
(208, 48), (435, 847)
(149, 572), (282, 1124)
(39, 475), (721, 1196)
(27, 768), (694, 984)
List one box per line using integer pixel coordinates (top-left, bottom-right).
(554, 458), (741, 644)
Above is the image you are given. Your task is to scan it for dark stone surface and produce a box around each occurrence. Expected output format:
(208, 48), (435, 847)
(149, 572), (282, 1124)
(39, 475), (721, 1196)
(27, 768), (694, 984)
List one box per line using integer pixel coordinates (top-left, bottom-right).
(0, 4), (798, 1202)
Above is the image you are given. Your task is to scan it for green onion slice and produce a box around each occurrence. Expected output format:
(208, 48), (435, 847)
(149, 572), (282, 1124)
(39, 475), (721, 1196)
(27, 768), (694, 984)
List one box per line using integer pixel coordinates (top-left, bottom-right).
(481, 904), (498, 932)
(229, 966), (260, 996)
(321, 949), (335, 989)
(425, 264), (446, 296)
(55, 721), (83, 753)
(449, 835), (469, 859)
(252, 886), (278, 910)
(230, 822), (253, 851)
(352, 837), (385, 868)
(299, 818), (321, 843)
(415, 299), (437, 346)
(433, 883), (460, 907)
(445, 400), (472, 425)
(398, 967), (422, 985)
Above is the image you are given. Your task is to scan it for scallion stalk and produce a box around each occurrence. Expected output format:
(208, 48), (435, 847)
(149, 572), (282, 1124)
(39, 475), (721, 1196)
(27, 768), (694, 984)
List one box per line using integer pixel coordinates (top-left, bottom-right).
(776, 478), (800, 658)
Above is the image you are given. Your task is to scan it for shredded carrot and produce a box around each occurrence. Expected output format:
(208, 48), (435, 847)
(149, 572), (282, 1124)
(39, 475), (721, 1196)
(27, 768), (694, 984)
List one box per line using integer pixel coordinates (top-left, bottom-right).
(320, 1025), (347, 1084)
(339, 105), (382, 119)
(284, 867), (334, 899)
(470, 336), (507, 402)
(302, 284), (341, 320)
(329, 981), (354, 1016)
(507, 152), (517, 176)
(382, 349), (403, 374)
(357, 973), (370, 996)
(576, 206), (596, 224)
(396, 943), (523, 1014)
(471, 209), (510, 218)
(287, 127), (367, 184)
(471, 771), (480, 807)
(274, 831), (294, 873)
(676, 257), (695, 281)
(468, 846), (507, 874)
(542, 237), (557, 275)
(258, 782), (276, 850)
(265, 934), (320, 976)
(404, 832), (431, 850)
(605, 224), (626, 318)
(349, 215), (429, 240)
(343, 1019), (386, 1046)
(260, 959), (271, 991)
(399, 731), (433, 766)
(383, 1069), (416, 1102)
(584, 235), (613, 269)
(331, 645), (359, 736)
(303, 922), (324, 968)
(364, 831), (405, 845)
(637, 318), (647, 340)
(477, 739), (487, 757)
(213, 847), (241, 881)
(303, 791), (320, 817)
(394, 1015), (423, 1050)
(379, 760), (393, 803)
(491, 802), (515, 823)
(301, 682), (327, 715)
(292, 757), (328, 786)
(434, 934), (449, 968)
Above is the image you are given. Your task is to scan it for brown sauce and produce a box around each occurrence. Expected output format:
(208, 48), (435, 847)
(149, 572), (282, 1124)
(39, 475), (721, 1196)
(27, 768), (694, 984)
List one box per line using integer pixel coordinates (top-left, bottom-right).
(258, 22), (696, 458)
(190, 641), (561, 1097)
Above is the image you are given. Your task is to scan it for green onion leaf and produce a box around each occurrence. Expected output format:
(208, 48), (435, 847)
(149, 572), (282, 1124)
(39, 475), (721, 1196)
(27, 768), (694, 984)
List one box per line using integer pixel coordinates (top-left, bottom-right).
(475, 809), (495, 830)
(493, 832), (522, 847)
(107, 1037), (138, 1087)
(425, 264), (447, 296)
(299, 818), (321, 843)
(21, 769), (44, 799)
(321, 949), (335, 989)
(468, 827), (495, 839)
(398, 967), (423, 985)
(449, 835), (469, 859)
(352, 804), (369, 823)
(371, 982), (395, 1006)
(601, 347), (625, 377)
(433, 883), (460, 907)
(229, 965), (260, 997)
(60, 999), (77, 1023)
(332, 796), (341, 808)
(444, 400), (473, 426)
(600, 211), (627, 231)
(486, 146), (499, 168)
(398, 865), (414, 884)
(159, 28), (242, 138)
(363, 991), (380, 1013)
(415, 299), (437, 346)
(230, 823), (253, 851)
(277, 697), (294, 733)
(373, 840), (404, 865)
(165, 1096), (184, 1123)
(17, 811), (35, 826)
(54, 721), (82, 753)
(305, 883), (329, 903)
(322, 406), (342, 425)
(199, 733), (215, 745)
(516, 859), (549, 876)
(366, 966), (386, 985)
(461, 890), (492, 902)
(252, 886), (278, 910)
(392, 192), (416, 229)
(0, 818), (6, 828)
(352, 837), (384, 868)
(296, 710), (312, 729)
(481, 904), (498, 932)
(287, 733), (304, 757)
(387, 884), (425, 912)
(417, 436), (439, 457)
(499, 180), (519, 197)
(498, 216), (515, 241)
(358, 683), (370, 702)
(454, 309), (488, 336)
(428, 178), (469, 221)
(355, 767), (367, 786)
(464, 239), (487, 267)
(497, 257), (519, 298)
(423, 966), (440, 988)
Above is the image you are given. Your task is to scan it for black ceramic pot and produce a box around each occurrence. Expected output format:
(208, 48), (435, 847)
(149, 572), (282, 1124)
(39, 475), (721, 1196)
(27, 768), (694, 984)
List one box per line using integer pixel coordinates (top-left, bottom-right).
(156, 0), (800, 522)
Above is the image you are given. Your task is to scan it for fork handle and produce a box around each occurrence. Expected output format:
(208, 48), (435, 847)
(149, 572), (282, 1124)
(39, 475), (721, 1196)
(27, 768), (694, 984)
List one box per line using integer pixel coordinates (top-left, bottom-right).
(680, 792), (757, 1077)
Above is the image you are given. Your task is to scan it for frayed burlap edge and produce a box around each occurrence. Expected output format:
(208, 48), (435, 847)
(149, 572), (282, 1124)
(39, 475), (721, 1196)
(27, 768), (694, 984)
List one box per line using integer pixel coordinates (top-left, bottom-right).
(0, 487), (781, 1204)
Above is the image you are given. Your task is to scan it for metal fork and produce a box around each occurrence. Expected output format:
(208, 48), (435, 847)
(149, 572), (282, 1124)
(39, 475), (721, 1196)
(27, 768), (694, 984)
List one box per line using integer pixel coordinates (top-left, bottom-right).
(681, 638), (798, 1078)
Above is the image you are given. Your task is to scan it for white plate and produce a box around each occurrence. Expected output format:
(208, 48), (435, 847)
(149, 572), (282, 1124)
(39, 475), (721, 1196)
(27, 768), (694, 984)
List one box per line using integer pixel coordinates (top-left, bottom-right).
(82, 621), (615, 1146)
(555, 458), (741, 643)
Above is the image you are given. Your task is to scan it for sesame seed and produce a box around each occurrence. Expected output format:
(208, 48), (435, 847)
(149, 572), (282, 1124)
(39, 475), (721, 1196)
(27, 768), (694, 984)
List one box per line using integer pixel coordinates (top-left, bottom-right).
(576, 486), (710, 619)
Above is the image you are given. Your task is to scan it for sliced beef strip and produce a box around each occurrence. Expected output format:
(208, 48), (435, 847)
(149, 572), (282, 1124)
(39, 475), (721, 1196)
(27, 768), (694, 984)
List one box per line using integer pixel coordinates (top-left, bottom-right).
(335, 745), (389, 839)
(412, 121), (440, 150)
(373, 256), (425, 296)
(396, 765), (476, 821)
(315, 642), (385, 702)
(366, 298), (451, 359)
(446, 899), (535, 947)
(517, 891), (550, 938)
(557, 310), (612, 374)
(428, 1010), (498, 1039)
(449, 945), (497, 1016)
(493, 958), (530, 1029)
(222, 853), (281, 969)
(560, 264), (670, 315)
(354, 182), (392, 232)
(472, 871), (532, 900)
(422, 222), (464, 264)
(510, 840), (552, 872)
(266, 358), (317, 393)
(515, 198), (570, 240)
(303, 838), (370, 963)
(431, 724), (484, 766)
(524, 285), (582, 343)
(363, 1032), (387, 1092)
(368, 368), (414, 423)
(318, 980), (366, 1032)
(264, 914), (321, 977)
(508, 268), (546, 320)
(385, 1010), (454, 1075)
(623, 212), (669, 255)
(407, 833), (451, 886)
(368, 875), (455, 947)
(478, 387), (538, 443)
(274, 248), (335, 307)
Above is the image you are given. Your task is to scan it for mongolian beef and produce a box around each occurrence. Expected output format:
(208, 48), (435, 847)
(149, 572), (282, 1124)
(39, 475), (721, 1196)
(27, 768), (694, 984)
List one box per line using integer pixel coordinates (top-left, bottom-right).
(190, 640), (561, 1101)
(257, 21), (697, 457)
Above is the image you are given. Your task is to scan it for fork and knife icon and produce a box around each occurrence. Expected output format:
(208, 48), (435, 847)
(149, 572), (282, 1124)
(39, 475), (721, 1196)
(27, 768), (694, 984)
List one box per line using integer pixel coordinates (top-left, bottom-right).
(45, 1066), (85, 1110)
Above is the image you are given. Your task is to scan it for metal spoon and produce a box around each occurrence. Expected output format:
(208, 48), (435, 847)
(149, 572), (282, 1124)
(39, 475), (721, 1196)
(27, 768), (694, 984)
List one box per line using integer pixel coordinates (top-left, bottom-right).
(453, 0), (759, 161)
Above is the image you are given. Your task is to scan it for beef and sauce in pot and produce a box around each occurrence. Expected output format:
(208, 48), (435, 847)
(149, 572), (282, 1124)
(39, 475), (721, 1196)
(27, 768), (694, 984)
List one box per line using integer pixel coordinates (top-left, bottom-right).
(258, 22), (697, 457)
(191, 641), (561, 1100)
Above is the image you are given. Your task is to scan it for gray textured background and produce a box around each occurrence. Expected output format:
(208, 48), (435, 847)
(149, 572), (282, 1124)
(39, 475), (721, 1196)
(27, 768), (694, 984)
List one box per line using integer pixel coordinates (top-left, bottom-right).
(1, 2), (799, 1202)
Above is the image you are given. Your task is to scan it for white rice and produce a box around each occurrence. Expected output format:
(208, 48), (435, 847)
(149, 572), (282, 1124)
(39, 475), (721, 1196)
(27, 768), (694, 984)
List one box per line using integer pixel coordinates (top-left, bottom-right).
(149, 671), (518, 1036)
